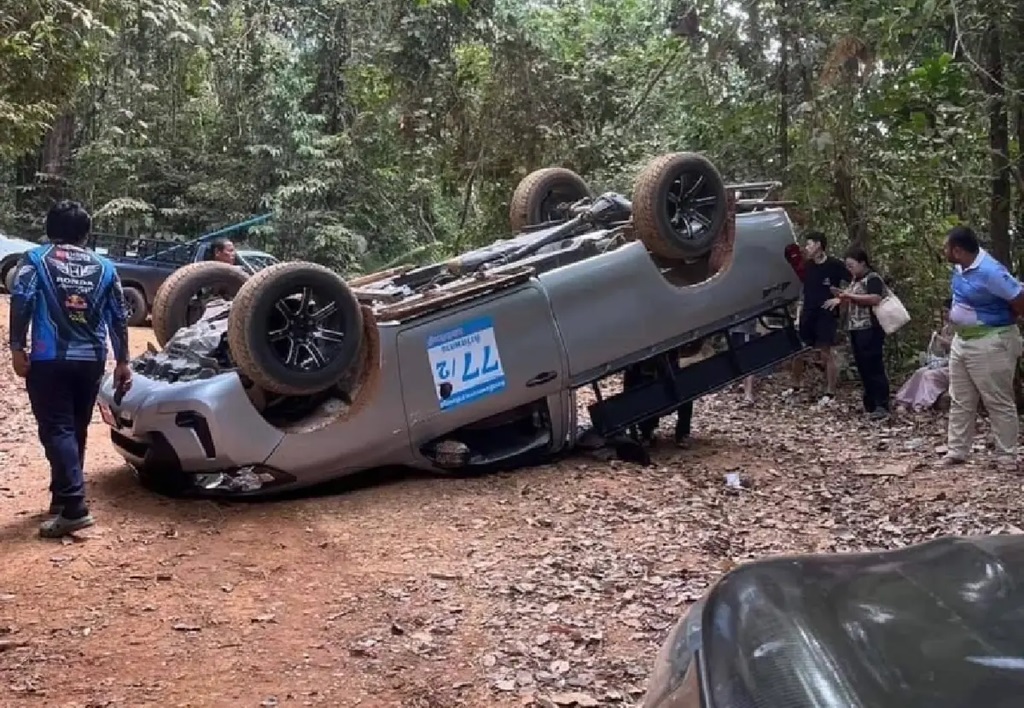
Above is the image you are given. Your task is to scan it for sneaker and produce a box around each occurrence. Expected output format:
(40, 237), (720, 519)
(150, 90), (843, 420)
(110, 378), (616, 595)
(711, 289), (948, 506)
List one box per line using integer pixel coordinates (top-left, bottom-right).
(815, 394), (835, 408)
(938, 452), (966, 466)
(39, 513), (95, 539)
(868, 409), (890, 421)
(675, 436), (692, 450)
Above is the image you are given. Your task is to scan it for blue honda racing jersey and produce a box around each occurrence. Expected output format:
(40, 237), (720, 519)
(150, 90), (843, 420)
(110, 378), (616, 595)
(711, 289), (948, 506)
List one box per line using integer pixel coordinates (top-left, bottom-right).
(8, 244), (130, 363)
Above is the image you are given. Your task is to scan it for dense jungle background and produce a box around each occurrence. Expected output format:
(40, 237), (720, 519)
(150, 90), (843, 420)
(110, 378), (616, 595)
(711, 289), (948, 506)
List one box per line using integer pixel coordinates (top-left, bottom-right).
(4, 0), (1024, 359)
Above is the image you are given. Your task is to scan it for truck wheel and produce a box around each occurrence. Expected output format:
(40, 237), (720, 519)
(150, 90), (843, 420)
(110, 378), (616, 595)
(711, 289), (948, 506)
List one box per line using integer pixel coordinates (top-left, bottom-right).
(509, 167), (592, 232)
(227, 262), (364, 396)
(632, 152), (728, 260)
(2, 261), (17, 293)
(122, 286), (148, 327)
(152, 262), (249, 347)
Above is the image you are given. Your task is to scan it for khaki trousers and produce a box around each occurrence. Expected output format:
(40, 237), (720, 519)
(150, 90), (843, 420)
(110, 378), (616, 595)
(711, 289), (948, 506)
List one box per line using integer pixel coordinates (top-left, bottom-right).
(947, 327), (1022, 458)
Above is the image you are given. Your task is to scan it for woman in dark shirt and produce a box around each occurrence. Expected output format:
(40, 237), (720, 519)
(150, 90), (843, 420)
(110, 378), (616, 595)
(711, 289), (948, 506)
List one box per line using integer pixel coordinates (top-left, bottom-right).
(824, 246), (891, 420)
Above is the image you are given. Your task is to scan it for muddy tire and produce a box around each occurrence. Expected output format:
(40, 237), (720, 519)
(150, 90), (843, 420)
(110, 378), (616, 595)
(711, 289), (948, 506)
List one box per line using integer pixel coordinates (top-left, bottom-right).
(227, 261), (364, 396)
(122, 285), (148, 327)
(632, 152), (728, 260)
(509, 167), (592, 232)
(151, 262), (250, 347)
(2, 259), (19, 293)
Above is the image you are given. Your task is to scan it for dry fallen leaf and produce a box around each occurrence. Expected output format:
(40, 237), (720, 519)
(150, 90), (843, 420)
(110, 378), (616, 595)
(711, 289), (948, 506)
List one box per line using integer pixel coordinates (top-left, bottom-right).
(548, 692), (600, 707)
(550, 659), (570, 675)
(856, 463), (909, 477)
(0, 639), (30, 652)
(171, 623), (201, 632)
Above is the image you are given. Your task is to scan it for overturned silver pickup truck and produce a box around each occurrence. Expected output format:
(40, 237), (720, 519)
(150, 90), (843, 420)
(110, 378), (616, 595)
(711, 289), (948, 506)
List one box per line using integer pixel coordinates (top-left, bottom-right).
(96, 152), (807, 496)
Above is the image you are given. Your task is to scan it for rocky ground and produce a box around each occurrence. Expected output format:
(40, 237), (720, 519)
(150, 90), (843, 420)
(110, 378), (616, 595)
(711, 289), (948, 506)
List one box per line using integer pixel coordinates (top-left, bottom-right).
(1, 294), (1023, 708)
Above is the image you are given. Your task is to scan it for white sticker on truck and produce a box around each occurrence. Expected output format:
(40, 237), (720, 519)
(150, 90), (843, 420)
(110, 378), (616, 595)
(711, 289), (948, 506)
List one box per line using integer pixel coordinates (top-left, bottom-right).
(426, 316), (506, 410)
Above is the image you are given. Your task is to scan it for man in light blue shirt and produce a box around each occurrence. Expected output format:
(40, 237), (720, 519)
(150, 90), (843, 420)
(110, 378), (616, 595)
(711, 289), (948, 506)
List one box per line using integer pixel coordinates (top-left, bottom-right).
(942, 226), (1024, 468)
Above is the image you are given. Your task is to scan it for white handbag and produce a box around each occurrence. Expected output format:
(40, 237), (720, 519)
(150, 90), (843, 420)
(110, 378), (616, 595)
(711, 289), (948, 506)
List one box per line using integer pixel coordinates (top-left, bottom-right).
(872, 287), (911, 334)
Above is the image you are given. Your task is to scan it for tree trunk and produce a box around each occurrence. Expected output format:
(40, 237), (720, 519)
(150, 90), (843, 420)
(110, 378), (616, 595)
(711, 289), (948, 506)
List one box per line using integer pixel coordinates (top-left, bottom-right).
(1016, 100), (1024, 274)
(14, 152), (38, 212)
(40, 113), (74, 177)
(1012, 3), (1024, 273)
(791, 0), (814, 103)
(833, 155), (868, 246)
(983, 23), (1011, 266)
(776, 0), (790, 175)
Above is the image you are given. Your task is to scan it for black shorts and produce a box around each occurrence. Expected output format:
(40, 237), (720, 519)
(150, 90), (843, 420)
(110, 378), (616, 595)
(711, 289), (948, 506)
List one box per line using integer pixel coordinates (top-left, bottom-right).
(799, 307), (839, 347)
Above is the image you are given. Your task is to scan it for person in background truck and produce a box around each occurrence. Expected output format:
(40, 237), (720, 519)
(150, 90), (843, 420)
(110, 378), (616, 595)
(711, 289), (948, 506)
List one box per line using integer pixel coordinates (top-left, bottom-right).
(207, 237), (238, 265)
(8, 200), (132, 538)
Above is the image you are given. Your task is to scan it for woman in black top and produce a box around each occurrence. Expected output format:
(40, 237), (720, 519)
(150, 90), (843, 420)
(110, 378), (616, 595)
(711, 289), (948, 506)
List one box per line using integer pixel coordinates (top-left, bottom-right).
(825, 246), (891, 420)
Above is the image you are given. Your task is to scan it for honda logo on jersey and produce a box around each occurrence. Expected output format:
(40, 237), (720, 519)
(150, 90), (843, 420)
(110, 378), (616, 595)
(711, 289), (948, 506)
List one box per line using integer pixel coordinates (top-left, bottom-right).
(48, 258), (101, 279)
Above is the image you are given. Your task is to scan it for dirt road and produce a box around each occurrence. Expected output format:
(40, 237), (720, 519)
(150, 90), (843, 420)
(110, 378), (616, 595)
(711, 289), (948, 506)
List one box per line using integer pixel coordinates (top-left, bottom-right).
(2, 295), (1023, 707)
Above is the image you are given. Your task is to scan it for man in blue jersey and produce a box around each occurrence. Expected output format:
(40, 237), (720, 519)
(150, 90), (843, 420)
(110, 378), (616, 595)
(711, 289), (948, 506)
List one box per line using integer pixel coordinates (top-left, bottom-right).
(941, 226), (1024, 469)
(9, 201), (133, 537)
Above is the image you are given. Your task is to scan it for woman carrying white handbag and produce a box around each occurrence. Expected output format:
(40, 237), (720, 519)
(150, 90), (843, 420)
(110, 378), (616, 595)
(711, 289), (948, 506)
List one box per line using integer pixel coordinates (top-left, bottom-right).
(823, 245), (899, 420)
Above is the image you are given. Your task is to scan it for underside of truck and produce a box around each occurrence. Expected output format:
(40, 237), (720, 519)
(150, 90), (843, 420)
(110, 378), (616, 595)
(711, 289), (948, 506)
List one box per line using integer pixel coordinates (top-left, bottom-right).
(585, 306), (804, 440)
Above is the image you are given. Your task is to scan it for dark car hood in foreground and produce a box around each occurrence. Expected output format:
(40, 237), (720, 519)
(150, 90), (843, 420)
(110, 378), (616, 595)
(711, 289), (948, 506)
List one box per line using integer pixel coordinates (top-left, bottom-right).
(646, 535), (1024, 708)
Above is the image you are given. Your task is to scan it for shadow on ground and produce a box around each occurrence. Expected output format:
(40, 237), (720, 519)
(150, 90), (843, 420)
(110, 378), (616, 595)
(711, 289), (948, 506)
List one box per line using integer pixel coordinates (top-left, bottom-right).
(86, 460), (506, 518)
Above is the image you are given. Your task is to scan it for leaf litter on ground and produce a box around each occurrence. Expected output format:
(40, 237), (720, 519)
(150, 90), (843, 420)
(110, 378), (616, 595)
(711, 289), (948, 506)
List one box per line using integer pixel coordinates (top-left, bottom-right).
(2, 314), (1024, 706)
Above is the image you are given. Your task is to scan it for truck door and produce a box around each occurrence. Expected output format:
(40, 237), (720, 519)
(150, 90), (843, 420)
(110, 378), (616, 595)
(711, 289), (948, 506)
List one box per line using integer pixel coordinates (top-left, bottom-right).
(396, 283), (566, 443)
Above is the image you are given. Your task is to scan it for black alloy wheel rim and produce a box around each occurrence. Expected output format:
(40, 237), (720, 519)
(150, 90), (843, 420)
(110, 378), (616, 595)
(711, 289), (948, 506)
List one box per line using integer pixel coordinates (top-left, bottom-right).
(665, 172), (719, 243)
(266, 286), (347, 372)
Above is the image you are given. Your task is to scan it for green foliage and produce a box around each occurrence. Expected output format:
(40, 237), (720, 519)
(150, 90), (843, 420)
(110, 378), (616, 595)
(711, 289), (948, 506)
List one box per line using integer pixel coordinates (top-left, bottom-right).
(0, 0), (112, 159)
(3, 0), (1024, 365)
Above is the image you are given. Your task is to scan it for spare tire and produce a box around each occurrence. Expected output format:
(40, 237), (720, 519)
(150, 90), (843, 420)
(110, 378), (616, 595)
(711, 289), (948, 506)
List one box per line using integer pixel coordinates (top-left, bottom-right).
(151, 262), (250, 346)
(3, 258), (20, 293)
(632, 152), (728, 260)
(227, 261), (364, 396)
(509, 167), (592, 232)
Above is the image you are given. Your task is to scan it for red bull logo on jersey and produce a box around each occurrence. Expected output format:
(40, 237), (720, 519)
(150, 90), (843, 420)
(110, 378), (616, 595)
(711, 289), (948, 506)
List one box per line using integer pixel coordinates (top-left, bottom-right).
(65, 293), (88, 310)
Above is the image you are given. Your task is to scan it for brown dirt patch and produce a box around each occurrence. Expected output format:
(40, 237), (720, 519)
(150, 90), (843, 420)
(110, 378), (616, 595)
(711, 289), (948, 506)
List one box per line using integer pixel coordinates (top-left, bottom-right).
(1, 295), (1022, 707)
